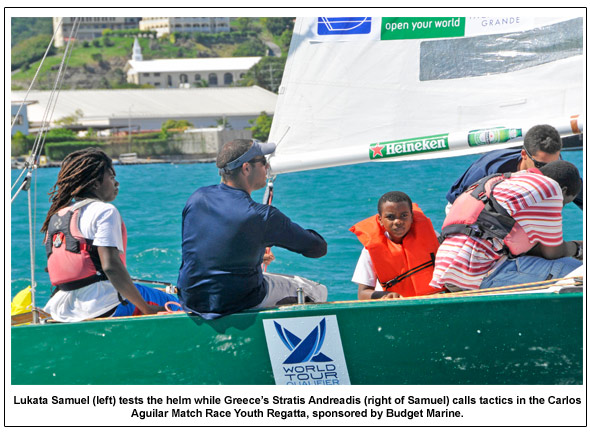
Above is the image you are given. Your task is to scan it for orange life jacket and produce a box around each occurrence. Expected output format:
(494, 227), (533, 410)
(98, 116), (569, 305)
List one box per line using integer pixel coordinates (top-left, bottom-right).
(350, 204), (441, 297)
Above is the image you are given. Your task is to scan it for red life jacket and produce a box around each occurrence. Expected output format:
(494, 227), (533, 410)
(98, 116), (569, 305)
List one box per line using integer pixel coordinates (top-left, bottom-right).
(350, 204), (441, 297)
(44, 199), (127, 291)
(441, 169), (539, 256)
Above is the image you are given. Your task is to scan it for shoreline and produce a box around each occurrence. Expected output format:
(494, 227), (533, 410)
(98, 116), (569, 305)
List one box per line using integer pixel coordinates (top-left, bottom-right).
(10, 157), (217, 170)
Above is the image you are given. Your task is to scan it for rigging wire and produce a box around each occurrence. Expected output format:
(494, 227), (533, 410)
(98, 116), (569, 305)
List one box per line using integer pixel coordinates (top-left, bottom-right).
(11, 19), (67, 204)
(11, 18), (80, 204)
(10, 18), (62, 130)
(15, 18), (81, 324)
(28, 18), (81, 168)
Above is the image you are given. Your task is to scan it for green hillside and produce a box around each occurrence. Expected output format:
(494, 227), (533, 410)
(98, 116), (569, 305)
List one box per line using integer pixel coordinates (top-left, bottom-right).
(11, 17), (52, 46)
(11, 17), (293, 91)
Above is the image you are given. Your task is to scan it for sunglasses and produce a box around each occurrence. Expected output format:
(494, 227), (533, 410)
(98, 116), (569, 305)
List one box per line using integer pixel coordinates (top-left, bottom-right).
(523, 145), (547, 169)
(249, 156), (267, 166)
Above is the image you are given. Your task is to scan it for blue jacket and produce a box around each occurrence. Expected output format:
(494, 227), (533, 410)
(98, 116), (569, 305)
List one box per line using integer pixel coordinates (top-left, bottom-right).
(177, 183), (327, 319)
(446, 149), (583, 210)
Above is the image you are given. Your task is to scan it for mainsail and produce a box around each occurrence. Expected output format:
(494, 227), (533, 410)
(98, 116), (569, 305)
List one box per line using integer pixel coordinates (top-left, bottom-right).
(268, 16), (584, 175)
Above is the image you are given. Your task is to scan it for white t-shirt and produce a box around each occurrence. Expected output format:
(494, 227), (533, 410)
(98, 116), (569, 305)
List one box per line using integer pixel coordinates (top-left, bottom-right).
(351, 248), (383, 292)
(44, 201), (125, 322)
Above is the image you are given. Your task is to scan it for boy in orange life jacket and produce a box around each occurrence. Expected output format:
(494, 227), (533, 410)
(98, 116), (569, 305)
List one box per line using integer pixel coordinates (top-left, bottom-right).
(350, 191), (443, 300)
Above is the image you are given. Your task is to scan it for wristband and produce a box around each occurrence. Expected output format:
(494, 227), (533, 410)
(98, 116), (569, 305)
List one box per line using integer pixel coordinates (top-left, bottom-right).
(371, 291), (387, 299)
(573, 241), (583, 260)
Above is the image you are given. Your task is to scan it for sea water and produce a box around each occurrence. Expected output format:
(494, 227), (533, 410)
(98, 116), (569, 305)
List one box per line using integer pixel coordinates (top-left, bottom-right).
(10, 150), (583, 305)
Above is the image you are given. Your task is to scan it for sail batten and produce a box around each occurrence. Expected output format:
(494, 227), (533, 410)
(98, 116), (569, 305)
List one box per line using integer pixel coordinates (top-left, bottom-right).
(268, 16), (584, 175)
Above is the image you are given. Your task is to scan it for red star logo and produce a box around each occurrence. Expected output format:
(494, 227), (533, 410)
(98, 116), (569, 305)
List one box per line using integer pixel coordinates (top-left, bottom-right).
(370, 144), (384, 158)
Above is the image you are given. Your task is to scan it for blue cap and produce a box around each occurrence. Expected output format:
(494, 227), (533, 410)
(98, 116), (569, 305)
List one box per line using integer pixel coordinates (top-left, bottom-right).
(218, 140), (276, 175)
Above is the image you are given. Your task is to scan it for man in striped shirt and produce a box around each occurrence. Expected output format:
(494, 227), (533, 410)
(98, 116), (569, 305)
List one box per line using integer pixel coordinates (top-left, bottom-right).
(430, 160), (582, 291)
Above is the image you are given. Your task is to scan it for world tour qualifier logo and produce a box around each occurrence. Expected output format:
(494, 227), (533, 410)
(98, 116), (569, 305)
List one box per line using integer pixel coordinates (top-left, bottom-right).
(273, 318), (332, 364)
(318, 17), (372, 35)
(263, 316), (351, 385)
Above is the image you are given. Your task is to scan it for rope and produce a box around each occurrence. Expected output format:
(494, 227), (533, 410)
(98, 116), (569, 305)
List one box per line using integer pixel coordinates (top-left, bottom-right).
(262, 179), (274, 272)
(384, 275), (584, 302)
(443, 275), (583, 296)
(164, 301), (183, 313)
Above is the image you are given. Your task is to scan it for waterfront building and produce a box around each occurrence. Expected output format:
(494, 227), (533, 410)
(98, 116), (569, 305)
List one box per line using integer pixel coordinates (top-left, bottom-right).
(138, 17), (230, 37)
(11, 87), (277, 132)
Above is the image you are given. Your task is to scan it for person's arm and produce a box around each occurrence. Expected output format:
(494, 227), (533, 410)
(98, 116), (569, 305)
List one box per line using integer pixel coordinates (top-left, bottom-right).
(98, 246), (164, 315)
(358, 283), (376, 300)
(526, 240), (582, 260)
(265, 207), (327, 258)
(358, 284), (401, 300)
(445, 161), (485, 204)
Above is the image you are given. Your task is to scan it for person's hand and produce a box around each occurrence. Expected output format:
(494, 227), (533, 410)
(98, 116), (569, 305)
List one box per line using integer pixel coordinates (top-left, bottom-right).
(573, 240), (583, 261)
(381, 292), (401, 299)
(141, 305), (166, 315)
(263, 251), (275, 266)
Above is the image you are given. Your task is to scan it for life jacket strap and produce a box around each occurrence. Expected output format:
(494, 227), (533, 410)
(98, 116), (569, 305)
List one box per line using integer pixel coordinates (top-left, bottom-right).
(381, 253), (435, 291)
(441, 172), (516, 256)
(56, 272), (108, 291)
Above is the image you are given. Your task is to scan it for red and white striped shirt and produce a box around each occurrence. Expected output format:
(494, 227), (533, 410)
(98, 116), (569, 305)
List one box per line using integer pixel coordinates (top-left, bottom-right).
(430, 170), (564, 290)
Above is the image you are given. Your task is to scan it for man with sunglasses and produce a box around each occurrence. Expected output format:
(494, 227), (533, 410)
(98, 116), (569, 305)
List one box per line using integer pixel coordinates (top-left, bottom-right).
(432, 160), (583, 292)
(177, 139), (328, 319)
(445, 124), (583, 212)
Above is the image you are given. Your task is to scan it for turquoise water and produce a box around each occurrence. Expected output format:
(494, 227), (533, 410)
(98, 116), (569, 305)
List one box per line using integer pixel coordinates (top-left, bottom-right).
(10, 150), (583, 305)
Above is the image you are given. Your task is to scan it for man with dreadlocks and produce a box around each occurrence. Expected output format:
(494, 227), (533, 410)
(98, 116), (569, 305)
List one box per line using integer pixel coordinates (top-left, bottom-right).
(42, 148), (179, 322)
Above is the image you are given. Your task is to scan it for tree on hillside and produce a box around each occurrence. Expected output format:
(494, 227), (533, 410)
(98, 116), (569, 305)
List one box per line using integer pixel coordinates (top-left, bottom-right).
(232, 38), (267, 57)
(261, 18), (294, 36)
(278, 28), (294, 51)
(11, 34), (55, 71)
(11, 17), (52, 47)
(234, 17), (253, 33)
(239, 56), (286, 93)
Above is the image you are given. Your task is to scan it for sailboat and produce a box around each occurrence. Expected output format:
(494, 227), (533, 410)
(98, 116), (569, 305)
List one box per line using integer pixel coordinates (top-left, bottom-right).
(11, 15), (584, 385)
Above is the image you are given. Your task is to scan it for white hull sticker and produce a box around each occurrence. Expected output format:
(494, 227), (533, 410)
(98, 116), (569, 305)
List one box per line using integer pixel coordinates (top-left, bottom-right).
(263, 315), (350, 385)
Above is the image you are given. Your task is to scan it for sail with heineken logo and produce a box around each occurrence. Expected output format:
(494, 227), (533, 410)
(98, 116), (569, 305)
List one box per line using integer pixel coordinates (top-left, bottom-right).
(267, 16), (583, 174)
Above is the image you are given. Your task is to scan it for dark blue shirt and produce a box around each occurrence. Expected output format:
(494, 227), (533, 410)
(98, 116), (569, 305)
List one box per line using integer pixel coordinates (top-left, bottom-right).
(446, 149), (583, 210)
(177, 183), (327, 319)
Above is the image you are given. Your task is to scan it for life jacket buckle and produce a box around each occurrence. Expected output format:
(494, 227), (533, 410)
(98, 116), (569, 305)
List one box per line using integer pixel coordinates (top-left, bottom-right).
(53, 232), (64, 248)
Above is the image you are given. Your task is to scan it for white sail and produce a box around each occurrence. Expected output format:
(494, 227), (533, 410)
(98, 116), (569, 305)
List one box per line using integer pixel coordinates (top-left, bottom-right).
(268, 16), (584, 175)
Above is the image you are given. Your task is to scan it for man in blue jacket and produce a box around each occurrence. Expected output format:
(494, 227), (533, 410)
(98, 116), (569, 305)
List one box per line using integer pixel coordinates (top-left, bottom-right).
(446, 124), (583, 212)
(177, 139), (328, 319)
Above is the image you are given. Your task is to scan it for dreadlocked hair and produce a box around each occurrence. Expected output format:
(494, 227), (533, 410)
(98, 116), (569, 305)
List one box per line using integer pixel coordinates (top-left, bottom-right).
(41, 148), (114, 234)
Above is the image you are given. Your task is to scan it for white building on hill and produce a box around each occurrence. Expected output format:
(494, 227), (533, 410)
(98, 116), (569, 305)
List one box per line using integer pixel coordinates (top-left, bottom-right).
(11, 87), (277, 132)
(52, 17), (142, 47)
(125, 38), (260, 88)
(139, 17), (230, 37)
